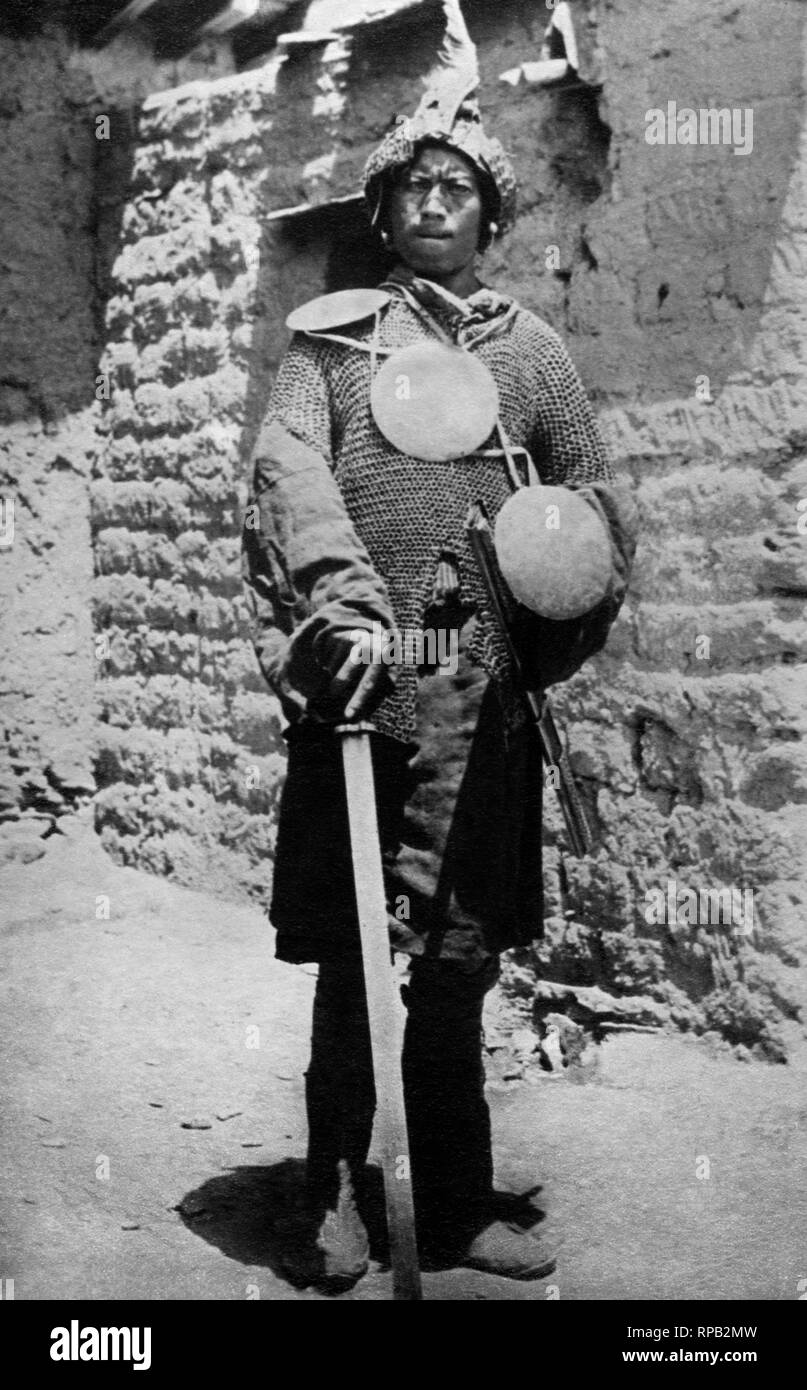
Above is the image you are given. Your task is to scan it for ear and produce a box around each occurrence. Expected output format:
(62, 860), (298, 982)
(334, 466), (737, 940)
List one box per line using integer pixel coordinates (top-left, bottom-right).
(477, 220), (498, 252)
(375, 176), (399, 244)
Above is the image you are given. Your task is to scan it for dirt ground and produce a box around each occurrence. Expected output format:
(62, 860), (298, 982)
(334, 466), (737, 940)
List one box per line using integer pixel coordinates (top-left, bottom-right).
(2, 822), (806, 1303)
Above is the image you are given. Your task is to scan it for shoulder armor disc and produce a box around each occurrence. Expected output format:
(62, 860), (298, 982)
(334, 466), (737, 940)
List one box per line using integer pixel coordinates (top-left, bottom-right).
(286, 288), (391, 334)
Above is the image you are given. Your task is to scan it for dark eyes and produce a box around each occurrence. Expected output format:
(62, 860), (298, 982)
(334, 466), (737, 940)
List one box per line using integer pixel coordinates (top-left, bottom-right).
(405, 176), (474, 196)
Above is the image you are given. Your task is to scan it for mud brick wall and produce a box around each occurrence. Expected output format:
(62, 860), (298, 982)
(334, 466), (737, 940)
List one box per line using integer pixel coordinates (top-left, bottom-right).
(92, 65), (284, 897)
(0, 19), (236, 866)
(0, 26), (104, 863)
(533, 0), (807, 1059)
(90, 0), (807, 1053)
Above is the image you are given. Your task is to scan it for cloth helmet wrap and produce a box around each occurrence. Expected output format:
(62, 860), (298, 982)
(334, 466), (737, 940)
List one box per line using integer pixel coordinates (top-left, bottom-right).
(361, 0), (517, 251)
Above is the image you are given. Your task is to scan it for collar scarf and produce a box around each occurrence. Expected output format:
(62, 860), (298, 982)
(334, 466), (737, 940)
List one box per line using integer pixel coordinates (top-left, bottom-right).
(381, 265), (517, 345)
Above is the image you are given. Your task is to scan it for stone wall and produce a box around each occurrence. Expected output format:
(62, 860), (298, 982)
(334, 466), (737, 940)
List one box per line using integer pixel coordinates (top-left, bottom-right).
(44, 0), (807, 1053)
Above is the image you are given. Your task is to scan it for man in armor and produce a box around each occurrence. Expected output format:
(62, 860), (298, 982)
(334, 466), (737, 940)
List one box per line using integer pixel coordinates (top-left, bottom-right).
(243, 5), (635, 1291)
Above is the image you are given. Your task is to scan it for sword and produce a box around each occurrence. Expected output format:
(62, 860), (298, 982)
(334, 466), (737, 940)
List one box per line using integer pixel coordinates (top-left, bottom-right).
(337, 722), (423, 1302)
(465, 500), (594, 858)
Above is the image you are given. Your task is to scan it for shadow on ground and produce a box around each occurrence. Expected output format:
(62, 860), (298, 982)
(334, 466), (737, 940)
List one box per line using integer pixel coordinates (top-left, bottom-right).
(177, 1159), (389, 1291)
(178, 1159), (550, 1293)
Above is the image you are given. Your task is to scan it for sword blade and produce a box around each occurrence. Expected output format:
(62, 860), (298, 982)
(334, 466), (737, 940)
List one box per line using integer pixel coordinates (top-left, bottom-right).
(339, 727), (422, 1302)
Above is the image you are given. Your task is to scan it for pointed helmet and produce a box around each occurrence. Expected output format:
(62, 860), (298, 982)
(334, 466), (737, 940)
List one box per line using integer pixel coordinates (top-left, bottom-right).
(362, 1), (517, 239)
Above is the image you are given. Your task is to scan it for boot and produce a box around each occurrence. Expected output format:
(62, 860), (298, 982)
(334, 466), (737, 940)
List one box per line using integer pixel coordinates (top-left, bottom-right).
(304, 1066), (372, 1290)
(402, 957), (561, 1280)
(457, 1220), (559, 1280)
(304, 957), (375, 1291)
(311, 1159), (370, 1291)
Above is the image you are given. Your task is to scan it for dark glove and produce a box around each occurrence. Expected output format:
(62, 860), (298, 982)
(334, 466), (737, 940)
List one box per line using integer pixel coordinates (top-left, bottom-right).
(307, 625), (397, 723)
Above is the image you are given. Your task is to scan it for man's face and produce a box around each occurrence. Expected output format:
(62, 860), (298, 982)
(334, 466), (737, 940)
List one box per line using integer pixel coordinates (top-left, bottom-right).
(387, 144), (483, 281)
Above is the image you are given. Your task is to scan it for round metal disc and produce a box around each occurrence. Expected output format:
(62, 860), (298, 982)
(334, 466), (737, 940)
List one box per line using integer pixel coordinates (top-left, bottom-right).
(286, 288), (390, 334)
(371, 342), (500, 462)
(494, 485), (613, 619)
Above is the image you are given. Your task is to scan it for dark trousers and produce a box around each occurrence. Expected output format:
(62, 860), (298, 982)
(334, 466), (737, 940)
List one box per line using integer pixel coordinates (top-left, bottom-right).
(305, 951), (500, 1252)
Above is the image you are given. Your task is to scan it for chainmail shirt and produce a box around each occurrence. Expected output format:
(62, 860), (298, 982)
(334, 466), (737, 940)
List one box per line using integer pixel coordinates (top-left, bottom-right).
(249, 274), (614, 745)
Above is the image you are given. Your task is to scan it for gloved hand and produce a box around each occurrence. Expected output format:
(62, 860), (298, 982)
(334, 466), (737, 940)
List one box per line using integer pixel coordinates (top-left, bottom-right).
(308, 625), (397, 723)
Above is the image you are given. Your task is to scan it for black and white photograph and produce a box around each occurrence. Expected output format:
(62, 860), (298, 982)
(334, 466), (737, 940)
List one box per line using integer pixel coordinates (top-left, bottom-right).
(1, 0), (805, 1342)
